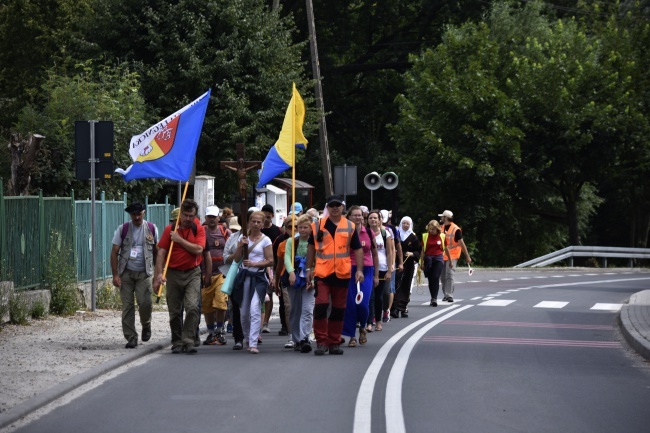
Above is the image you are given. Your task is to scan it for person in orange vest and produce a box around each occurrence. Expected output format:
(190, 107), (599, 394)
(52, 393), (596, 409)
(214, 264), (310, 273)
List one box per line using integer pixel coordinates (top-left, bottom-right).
(438, 210), (472, 302)
(306, 195), (364, 356)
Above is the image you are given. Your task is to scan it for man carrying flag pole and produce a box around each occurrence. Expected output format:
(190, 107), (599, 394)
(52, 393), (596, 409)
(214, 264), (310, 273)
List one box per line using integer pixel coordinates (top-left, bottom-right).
(116, 90), (210, 353)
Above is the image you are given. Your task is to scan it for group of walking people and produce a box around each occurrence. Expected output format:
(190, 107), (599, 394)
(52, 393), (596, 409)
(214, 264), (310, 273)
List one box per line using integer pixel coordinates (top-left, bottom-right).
(111, 195), (471, 356)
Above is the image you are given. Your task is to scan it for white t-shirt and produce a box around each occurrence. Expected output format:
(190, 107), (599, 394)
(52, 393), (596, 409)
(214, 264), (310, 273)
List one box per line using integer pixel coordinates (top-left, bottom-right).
(238, 233), (272, 272)
(372, 228), (393, 272)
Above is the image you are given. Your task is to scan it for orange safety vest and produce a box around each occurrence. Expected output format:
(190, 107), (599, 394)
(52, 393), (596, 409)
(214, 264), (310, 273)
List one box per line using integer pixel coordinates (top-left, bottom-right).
(312, 216), (355, 279)
(442, 222), (461, 260)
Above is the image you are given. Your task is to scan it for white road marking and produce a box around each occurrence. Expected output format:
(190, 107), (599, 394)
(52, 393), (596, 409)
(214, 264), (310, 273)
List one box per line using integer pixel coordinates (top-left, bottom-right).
(551, 275), (565, 278)
(568, 274), (581, 277)
(534, 301), (569, 309)
(482, 297), (494, 300)
(497, 291), (510, 294)
(467, 280), (482, 283)
(501, 278), (513, 281)
(353, 305), (463, 433)
(478, 299), (516, 306)
(534, 276), (547, 279)
(585, 273), (598, 276)
(518, 277), (530, 279)
(591, 303), (623, 311)
(471, 296), (482, 300)
(506, 289), (520, 292)
(487, 294), (502, 297)
(489, 280), (499, 282)
(384, 305), (473, 433)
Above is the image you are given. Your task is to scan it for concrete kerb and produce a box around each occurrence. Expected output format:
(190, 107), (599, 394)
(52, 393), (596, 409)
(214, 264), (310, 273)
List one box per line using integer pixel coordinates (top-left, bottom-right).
(618, 290), (650, 362)
(0, 337), (169, 430)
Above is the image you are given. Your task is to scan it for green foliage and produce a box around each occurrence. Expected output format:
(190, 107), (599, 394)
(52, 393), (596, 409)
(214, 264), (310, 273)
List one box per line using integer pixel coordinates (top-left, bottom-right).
(11, 62), (158, 199)
(391, 0), (650, 264)
(80, 0), (313, 202)
(45, 236), (81, 316)
(9, 291), (30, 325)
(31, 298), (48, 320)
(96, 282), (121, 310)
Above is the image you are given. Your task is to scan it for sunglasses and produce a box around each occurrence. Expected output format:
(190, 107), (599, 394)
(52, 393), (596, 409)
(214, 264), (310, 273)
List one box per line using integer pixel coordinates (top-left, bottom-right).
(327, 203), (343, 208)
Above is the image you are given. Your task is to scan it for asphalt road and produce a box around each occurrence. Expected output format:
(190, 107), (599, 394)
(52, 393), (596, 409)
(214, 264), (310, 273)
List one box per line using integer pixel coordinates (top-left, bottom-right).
(11, 269), (650, 433)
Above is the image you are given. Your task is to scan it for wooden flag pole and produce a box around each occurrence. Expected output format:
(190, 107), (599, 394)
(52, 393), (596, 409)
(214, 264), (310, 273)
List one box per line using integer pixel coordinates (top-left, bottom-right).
(156, 180), (190, 303)
(291, 85), (296, 263)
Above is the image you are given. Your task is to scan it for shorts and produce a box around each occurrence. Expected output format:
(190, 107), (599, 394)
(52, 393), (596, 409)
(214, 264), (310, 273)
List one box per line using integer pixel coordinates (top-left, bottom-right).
(201, 274), (228, 313)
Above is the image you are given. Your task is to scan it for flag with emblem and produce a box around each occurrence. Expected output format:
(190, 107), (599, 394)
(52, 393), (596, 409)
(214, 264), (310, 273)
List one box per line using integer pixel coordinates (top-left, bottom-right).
(116, 89), (211, 181)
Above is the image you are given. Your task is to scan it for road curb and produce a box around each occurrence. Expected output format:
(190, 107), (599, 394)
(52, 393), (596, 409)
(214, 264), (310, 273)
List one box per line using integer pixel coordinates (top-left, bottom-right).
(618, 290), (650, 362)
(0, 338), (168, 430)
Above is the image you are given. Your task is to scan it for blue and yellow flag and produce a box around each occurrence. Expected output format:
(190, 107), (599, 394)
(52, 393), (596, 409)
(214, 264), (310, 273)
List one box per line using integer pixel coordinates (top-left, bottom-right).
(116, 89), (210, 181)
(257, 84), (307, 188)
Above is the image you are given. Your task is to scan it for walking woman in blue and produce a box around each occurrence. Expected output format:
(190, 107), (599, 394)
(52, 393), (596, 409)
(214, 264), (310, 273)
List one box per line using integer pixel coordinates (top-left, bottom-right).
(342, 206), (379, 347)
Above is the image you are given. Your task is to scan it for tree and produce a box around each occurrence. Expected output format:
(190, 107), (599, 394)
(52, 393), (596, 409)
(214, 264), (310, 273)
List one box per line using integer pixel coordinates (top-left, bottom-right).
(79, 0), (313, 203)
(392, 1), (645, 264)
(13, 62), (158, 199)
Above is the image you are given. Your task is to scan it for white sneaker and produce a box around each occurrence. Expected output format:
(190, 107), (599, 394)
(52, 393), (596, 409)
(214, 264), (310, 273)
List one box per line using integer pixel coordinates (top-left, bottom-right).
(284, 340), (295, 349)
(262, 323), (270, 333)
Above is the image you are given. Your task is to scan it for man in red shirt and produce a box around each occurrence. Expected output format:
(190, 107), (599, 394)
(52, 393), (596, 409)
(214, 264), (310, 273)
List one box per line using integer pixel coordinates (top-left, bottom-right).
(154, 199), (206, 354)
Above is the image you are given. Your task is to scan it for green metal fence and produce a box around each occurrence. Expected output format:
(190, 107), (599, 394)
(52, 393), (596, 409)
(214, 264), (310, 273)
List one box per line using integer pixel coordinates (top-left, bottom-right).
(0, 180), (172, 290)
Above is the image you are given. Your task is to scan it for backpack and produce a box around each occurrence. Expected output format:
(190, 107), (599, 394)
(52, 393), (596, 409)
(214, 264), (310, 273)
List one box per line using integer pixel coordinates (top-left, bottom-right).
(121, 222), (157, 242)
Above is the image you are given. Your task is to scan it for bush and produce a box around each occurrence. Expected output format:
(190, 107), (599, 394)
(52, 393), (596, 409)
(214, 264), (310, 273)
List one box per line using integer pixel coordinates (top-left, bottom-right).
(9, 291), (30, 325)
(97, 282), (121, 310)
(31, 298), (48, 319)
(45, 234), (80, 316)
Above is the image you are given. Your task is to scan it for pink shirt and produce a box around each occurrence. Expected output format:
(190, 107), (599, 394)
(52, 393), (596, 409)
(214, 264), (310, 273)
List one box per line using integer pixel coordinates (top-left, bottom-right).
(350, 226), (374, 267)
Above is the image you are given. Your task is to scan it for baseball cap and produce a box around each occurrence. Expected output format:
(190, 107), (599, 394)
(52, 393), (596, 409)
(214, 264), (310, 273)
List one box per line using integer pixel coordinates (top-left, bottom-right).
(125, 202), (145, 214)
(438, 210), (453, 218)
(326, 195), (344, 207)
(248, 206), (260, 212)
(205, 206), (220, 217)
(170, 208), (180, 221)
(360, 205), (369, 214)
(380, 209), (389, 224)
(291, 202), (303, 213)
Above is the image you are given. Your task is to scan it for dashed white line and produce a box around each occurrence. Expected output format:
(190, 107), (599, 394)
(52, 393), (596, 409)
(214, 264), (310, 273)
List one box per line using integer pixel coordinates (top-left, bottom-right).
(479, 299), (517, 307)
(470, 296), (482, 300)
(534, 301), (569, 309)
(591, 303), (623, 311)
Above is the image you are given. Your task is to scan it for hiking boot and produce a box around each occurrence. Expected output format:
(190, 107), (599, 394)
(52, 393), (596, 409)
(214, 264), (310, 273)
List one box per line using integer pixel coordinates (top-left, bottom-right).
(329, 345), (344, 355)
(278, 328), (289, 336)
(400, 311), (409, 318)
(125, 338), (138, 349)
(171, 345), (182, 354)
(194, 334), (201, 347)
(141, 325), (151, 342)
(215, 331), (227, 346)
(300, 340), (312, 353)
(182, 345), (197, 354)
(314, 344), (329, 356)
(203, 332), (217, 345)
(294, 342), (302, 351)
(233, 341), (243, 350)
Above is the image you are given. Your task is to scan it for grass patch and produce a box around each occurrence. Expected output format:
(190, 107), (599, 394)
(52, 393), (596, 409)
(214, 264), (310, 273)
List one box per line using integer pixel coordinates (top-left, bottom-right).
(97, 282), (121, 310)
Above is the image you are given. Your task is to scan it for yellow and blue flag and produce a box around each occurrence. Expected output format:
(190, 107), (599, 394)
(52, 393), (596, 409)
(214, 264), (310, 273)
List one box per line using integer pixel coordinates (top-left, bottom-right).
(116, 89), (211, 181)
(257, 84), (307, 188)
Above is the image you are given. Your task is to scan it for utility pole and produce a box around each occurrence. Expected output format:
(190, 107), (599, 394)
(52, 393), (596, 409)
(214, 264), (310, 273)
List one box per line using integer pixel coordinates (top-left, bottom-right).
(306, 0), (333, 197)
